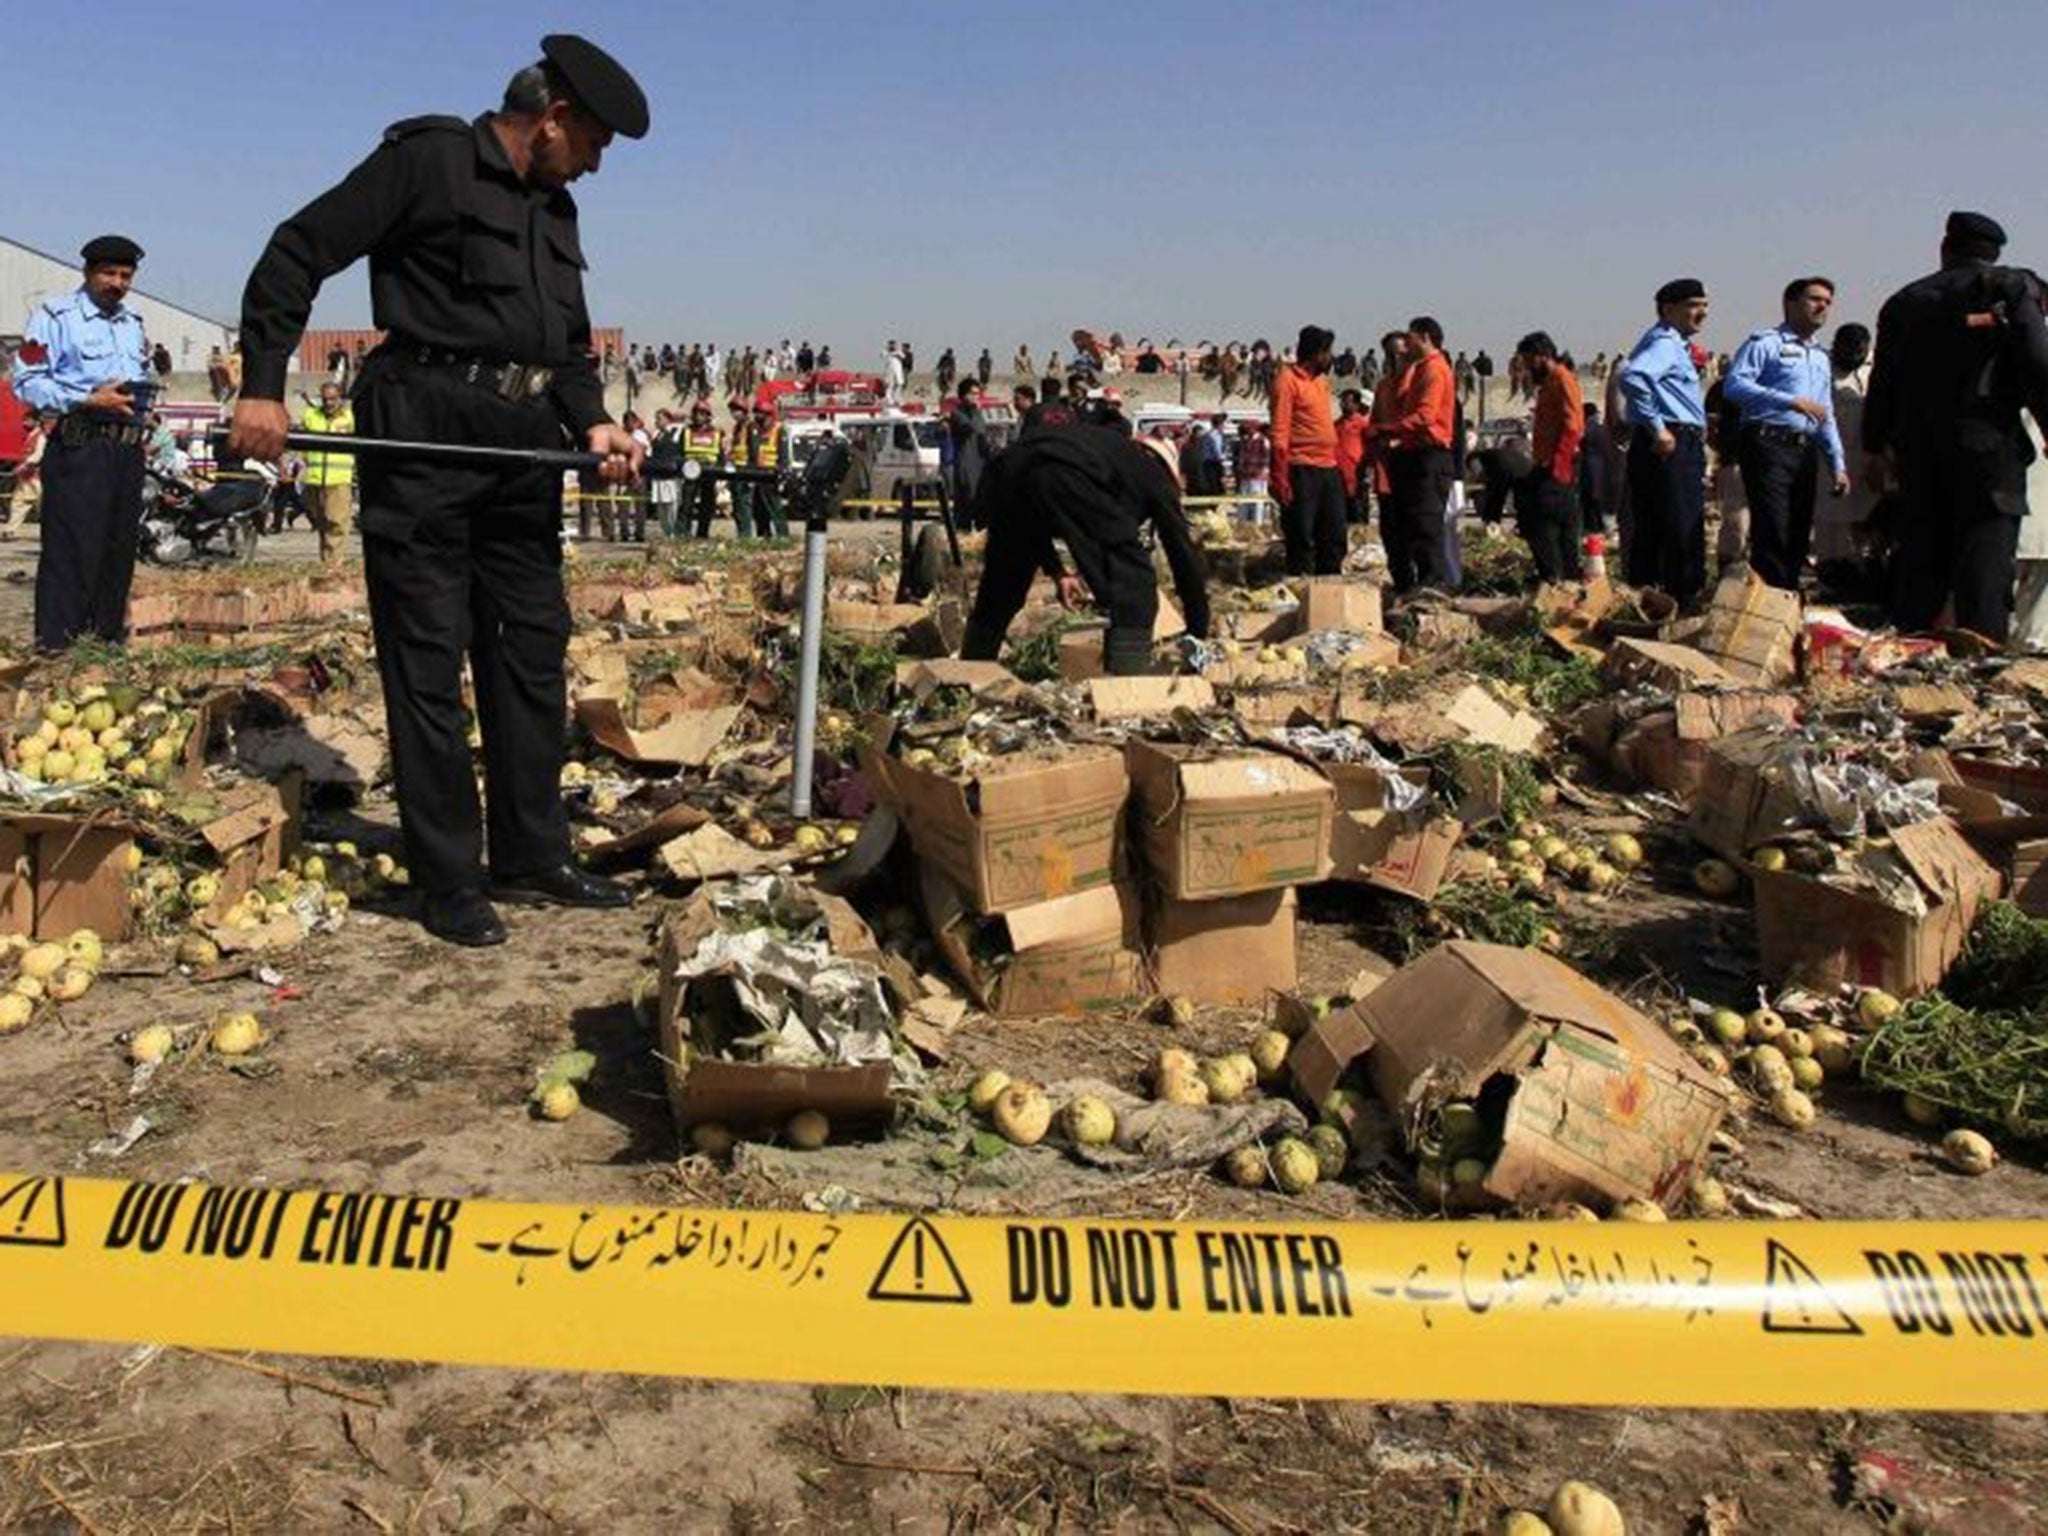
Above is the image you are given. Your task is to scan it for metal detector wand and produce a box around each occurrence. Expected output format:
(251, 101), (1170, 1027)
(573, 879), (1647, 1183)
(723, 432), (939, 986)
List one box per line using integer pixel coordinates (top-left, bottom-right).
(787, 438), (854, 820)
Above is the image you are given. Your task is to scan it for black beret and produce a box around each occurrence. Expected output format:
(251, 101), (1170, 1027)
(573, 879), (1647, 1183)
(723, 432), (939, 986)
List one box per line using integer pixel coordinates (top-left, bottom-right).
(81, 234), (143, 267)
(1945, 210), (2006, 251)
(541, 34), (648, 139)
(1655, 277), (1706, 306)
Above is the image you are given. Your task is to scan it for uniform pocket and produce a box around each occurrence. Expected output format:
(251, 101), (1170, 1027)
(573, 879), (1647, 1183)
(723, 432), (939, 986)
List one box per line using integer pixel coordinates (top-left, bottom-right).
(458, 188), (528, 292)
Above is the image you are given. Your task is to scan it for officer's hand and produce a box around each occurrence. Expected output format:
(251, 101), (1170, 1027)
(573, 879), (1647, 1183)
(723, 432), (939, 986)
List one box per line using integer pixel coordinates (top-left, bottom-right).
(1831, 471), (1851, 498)
(1791, 398), (1829, 424)
(1651, 428), (1677, 459)
(586, 424), (643, 485)
(85, 383), (134, 418)
(1056, 574), (1089, 610)
(228, 398), (290, 462)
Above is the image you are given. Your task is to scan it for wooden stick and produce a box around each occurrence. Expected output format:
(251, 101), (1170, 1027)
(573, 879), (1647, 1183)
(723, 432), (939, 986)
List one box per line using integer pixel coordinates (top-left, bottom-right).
(180, 1346), (387, 1408)
(35, 1471), (107, 1536)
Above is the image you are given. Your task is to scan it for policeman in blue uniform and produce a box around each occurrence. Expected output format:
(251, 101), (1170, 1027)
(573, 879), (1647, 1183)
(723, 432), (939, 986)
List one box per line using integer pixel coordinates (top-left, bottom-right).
(227, 36), (650, 947)
(12, 235), (151, 651)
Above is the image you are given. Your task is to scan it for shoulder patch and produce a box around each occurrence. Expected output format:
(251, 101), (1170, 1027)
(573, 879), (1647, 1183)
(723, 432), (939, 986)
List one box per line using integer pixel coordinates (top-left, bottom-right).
(382, 113), (469, 143)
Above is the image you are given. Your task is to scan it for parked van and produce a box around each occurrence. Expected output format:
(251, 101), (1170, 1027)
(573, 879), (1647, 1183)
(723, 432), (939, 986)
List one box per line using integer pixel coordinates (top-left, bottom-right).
(835, 411), (945, 502)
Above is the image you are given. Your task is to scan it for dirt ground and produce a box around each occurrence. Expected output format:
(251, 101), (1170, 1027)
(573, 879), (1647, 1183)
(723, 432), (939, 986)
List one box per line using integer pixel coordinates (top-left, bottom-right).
(1, 521), (2046, 1532)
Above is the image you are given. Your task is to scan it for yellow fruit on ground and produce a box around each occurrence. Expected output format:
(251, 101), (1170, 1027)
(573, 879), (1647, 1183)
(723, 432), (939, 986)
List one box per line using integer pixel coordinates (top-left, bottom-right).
(992, 1084), (1052, 1147)
(185, 874), (220, 908)
(210, 1012), (265, 1055)
(1610, 1198), (1667, 1222)
(45, 966), (93, 1002)
(1547, 1480), (1625, 1536)
(1857, 988), (1902, 1030)
(19, 943), (67, 981)
(1248, 1029), (1292, 1083)
(174, 934), (221, 967)
(1269, 1137), (1320, 1195)
(65, 930), (103, 968)
(1692, 858), (1740, 897)
(0, 993), (33, 1033)
(792, 824), (831, 855)
(1156, 1069), (1209, 1107)
(1688, 1175), (1731, 1216)
(12, 975), (42, 1000)
(1770, 1087), (1817, 1129)
(1223, 1145), (1268, 1187)
(967, 1069), (1011, 1115)
(1061, 1095), (1117, 1147)
(1942, 1128), (1997, 1175)
(538, 1082), (581, 1121)
(130, 1024), (175, 1064)
(1902, 1092), (1944, 1127)
(1199, 1057), (1246, 1104)
(689, 1122), (735, 1157)
(1604, 832), (1644, 868)
(1500, 1513), (1556, 1536)
(785, 1108), (829, 1148)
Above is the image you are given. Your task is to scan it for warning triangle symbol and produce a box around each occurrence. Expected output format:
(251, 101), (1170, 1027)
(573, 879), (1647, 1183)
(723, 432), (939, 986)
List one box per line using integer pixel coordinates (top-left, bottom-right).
(1761, 1237), (1861, 1335)
(867, 1216), (971, 1305)
(0, 1176), (67, 1248)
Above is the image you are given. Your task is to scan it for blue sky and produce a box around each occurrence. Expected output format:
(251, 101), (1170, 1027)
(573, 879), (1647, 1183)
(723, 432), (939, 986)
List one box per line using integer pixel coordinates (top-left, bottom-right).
(5, 0), (2043, 364)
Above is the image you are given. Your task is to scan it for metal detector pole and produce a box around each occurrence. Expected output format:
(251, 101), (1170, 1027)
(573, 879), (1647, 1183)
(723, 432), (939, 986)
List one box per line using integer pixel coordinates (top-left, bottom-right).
(790, 498), (830, 820)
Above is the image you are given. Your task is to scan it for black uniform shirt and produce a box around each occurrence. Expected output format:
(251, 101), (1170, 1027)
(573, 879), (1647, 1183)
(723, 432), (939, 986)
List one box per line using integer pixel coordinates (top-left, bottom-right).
(237, 114), (607, 433)
(1864, 261), (2048, 459)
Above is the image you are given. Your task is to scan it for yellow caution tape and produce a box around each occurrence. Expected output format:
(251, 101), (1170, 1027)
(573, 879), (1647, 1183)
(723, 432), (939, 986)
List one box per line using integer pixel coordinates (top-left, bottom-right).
(1, 1172), (2044, 1409)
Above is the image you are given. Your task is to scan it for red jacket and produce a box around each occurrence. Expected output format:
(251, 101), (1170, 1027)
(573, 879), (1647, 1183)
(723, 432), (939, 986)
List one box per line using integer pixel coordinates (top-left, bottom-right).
(1334, 412), (1371, 497)
(0, 380), (25, 463)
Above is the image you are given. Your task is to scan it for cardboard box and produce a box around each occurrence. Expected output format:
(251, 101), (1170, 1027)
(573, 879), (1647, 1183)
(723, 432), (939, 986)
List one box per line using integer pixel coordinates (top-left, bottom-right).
(866, 742), (1128, 913)
(1696, 570), (1801, 684)
(655, 892), (894, 1133)
(1292, 578), (1383, 636)
(1086, 675), (1216, 720)
(0, 814), (140, 940)
(1599, 637), (1738, 693)
(1687, 726), (1806, 859)
(1614, 691), (1800, 799)
(1754, 817), (2002, 998)
(1324, 764), (1461, 901)
(921, 866), (1146, 1017)
(1148, 887), (1296, 1005)
(1053, 599), (1186, 681)
(201, 776), (302, 917)
(1126, 741), (1334, 899)
(2011, 838), (2048, 917)
(1292, 942), (1731, 1211)
(575, 696), (740, 766)
(1228, 686), (1334, 731)
(1225, 607), (1299, 645)
(1369, 682), (1547, 756)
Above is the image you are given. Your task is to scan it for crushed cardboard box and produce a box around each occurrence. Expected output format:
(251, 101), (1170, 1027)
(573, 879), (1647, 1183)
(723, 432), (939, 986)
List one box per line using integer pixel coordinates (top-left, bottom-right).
(1688, 726), (1807, 860)
(1087, 675), (1216, 721)
(1368, 682), (1546, 756)
(0, 813), (140, 940)
(921, 865), (1146, 1017)
(1754, 816), (2001, 998)
(576, 696), (740, 767)
(1600, 637), (1738, 694)
(1290, 941), (1731, 1211)
(1613, 691), (1801, 800)
(1291, 577), (1383, 636)
(1324, 764), (1461, 901)
(1126, 741), (1334, 900)
(1148, 887), (1296, 1005)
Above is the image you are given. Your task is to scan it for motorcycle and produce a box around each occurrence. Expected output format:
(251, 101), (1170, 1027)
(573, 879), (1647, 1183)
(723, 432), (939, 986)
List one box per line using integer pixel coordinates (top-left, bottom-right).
(140, 467), (269, 566)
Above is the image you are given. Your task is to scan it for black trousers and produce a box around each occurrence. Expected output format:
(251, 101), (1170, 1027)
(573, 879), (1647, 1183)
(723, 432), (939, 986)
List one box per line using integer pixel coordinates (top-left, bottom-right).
(1281, 464), (1347, 576)
(963, 461), (1158, 672)
(1383, 447), (1454, 591)
(1516, 471), (1583, 582)
(688, 477), (719, 537)
(1738, 426), (1820, 591)
(355, 365), (572, 897)
(1889, 439), (2030, 641)
(35, 434), (145, 652)
(1625, 430), (1706, 601)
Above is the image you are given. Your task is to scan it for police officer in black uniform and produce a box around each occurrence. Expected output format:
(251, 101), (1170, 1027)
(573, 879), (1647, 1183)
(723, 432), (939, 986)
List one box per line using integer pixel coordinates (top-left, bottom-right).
(1864, 211), (2048, 642)
(961, 401), (1209, 674)
(228, 37), (649, 946)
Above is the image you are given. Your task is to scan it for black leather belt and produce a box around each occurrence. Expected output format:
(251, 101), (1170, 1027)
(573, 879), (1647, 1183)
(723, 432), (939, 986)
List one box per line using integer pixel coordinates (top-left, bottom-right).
(393, 342), (554, 402)
(56, 415), (145, 449)
(1745, 422), (1815, 447)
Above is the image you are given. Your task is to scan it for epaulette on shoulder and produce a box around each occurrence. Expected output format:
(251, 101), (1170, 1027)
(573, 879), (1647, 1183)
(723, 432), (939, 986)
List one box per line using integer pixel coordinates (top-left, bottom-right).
(382, 114), (469, 143)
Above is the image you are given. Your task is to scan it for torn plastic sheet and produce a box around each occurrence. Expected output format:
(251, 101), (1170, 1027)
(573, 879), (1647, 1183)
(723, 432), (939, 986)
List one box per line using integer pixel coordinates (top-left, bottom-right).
(673, 876), (914, 1077)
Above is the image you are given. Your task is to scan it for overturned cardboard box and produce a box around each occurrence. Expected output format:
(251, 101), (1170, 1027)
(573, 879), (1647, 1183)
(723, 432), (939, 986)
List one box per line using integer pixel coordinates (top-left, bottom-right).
(827, 596), (963, 657)
(1147, 887), (1296, 1005)
(655, 883), (899, 1133)
(1599, 637), (1737, 694)
(1754, 816), (2001, 998)
(1613, 691), (1801, 800)
(921, 865), (1146, 1017)
(1687, 725), (1808, 860)
(1126, 741), (1334, 900)
(1694, 569), (1801, 685)
(1290, 941), (1731, 1211)
(1367, 682), (1546, 756)
(865, 740), (1128, 913)
(0, 813), (141, 940)
(1324, 763), (1461, 901)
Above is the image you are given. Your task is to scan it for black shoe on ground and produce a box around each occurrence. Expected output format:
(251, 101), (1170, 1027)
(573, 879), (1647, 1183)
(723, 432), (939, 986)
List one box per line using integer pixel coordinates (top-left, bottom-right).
(421, 888), (508, 947)
(492, 863), (632, 909)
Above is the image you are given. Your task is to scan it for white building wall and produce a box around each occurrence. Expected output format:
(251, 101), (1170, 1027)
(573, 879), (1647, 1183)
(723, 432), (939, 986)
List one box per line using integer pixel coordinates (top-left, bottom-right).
(0, 237), (233, 372)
